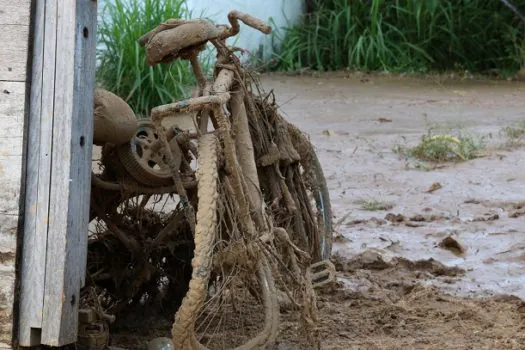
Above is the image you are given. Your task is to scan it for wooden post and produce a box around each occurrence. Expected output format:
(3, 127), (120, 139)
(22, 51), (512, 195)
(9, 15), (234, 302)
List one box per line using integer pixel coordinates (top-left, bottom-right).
(18, 0), (96, 346)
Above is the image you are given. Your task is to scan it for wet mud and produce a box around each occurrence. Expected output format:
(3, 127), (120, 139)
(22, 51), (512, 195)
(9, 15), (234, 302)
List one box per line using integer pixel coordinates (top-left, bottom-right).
(262, 72), (525, 349)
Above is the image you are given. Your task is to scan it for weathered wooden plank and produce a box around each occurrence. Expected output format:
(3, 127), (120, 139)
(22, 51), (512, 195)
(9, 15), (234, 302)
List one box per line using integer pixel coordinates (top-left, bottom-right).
(0, 1), (30, 348)
(70, 0), (97, 293)
(0, 0), (31, 25)
(0, 271), (16, 346)
(0, 155), (23, 216)
(0, 190), (21, 340)
(0, 82), (25, 150)
(0, 25), (30, 82)
(0, 82), (26, 219)
(40, 0), (97, 345)
(0, 51), (27, 350)
(17, 0), (51, 345)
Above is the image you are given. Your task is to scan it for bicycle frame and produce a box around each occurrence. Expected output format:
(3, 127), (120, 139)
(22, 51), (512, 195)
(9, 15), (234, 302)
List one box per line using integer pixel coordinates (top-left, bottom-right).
(145, 10), (274, 234)
(151, 67), (266, 230)
(87, 11), (335, 350)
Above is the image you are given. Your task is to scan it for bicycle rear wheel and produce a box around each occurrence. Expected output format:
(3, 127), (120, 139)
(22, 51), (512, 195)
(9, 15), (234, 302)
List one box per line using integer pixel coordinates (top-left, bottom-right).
(288, 124), (333, 262)
(249, 95), (333, 262)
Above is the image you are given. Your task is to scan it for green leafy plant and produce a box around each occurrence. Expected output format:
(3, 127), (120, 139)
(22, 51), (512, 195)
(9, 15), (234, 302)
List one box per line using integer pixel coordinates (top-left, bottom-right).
(272, 0), (525, 74)
(394, 131), (486, 163)
(355, 199), (394, 211)
(501, 120), (525, 148)
(97, 0), (198, 117)
(504, 120), (525, 139)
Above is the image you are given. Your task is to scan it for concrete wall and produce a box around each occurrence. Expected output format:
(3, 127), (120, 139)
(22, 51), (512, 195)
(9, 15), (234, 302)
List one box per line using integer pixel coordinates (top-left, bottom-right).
(0, 1), (31, 347)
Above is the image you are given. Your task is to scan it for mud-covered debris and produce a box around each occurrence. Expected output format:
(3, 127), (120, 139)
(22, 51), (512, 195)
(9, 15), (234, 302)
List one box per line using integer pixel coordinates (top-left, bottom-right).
(385, 213), (406, 223)
(332, 252), (464, 277)
(464, 198), (481, 204)
(370, 217), (388, 225)
(270, 340), (304, 350)
(492, 294), (524, 304)
(486, 213), (500, 221)
(322, 129), (336, 136)
(473, 213), (500, 222)
(438, 235), (466, 256)
(335, 212), (352, 227)
(409, 214), (447, 222)
(333, 250), (392, 271)
(378, 117), (392, 123)
(355, 199), (394, 211)
(509, 202), (525, 218)
(93, 88), (138, 146)
(385, 240), (402, 253)
(509, 208), (525, 218)
(334, 234), (351, 243)
(405, 221), (424, 228)
(513, 201), (525, 209)
(409, 214), (426, 222)
(347, 218), (387, 226)
(356, 250), (393, 270)
(395, 257), (464, 277)
(425, 182), (443, 193)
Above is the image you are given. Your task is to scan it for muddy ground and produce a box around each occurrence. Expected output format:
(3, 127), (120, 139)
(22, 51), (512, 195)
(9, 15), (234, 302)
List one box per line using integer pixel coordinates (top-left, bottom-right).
(106, 73), (525, 349)
(260, 72), (525, 349)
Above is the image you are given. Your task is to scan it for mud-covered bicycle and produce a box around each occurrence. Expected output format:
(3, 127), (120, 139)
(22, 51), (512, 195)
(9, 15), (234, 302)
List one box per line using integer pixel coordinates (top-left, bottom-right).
(87, 10), (334, 350)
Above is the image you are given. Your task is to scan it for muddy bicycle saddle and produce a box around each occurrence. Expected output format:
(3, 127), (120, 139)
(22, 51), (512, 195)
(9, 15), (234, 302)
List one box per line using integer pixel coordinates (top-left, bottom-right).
(139, 19), (222, 65)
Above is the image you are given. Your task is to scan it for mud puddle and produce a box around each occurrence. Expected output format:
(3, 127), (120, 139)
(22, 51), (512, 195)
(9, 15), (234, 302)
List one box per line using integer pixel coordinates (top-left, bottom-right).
(263, 72), (525, 299)
(260, 72), (525, 348)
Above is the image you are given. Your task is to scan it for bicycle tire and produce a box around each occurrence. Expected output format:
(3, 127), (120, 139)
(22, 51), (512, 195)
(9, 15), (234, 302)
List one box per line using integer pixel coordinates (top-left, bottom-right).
(307, 147), (333, 261)
(287, 124), (333, 262)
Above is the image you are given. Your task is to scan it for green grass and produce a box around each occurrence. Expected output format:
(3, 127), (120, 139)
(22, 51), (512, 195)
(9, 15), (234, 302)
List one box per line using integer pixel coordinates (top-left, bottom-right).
(355, 199), (394, 211)
(97, 0), (200, 117)
(503, 120), (525, 140)
(393, 130), (486, 163)
(272, 0), (525, 74)
(501, 120), (525, 148)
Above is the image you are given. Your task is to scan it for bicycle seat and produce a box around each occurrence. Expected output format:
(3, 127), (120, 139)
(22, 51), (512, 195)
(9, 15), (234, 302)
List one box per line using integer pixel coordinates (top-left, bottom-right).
(141, 19), (221, 65)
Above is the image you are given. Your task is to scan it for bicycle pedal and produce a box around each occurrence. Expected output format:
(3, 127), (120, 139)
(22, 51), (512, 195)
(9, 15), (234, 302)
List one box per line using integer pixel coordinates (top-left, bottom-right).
(307, 259), (336, 289)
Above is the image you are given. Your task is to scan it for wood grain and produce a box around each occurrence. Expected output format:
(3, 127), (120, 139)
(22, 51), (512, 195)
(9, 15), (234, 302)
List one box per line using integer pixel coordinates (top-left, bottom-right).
(0, 1), (31, 347)
(0, 1), (31, 25)
(0, 25), (30, 82)
(18, 0), (49, 345)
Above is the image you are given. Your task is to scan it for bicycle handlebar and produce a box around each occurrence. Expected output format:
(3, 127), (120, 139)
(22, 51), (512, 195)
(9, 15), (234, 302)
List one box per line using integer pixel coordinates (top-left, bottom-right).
(139, 11), (272, 65)
(139, 10), (271, 48)
(226, 11), (272, 37)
